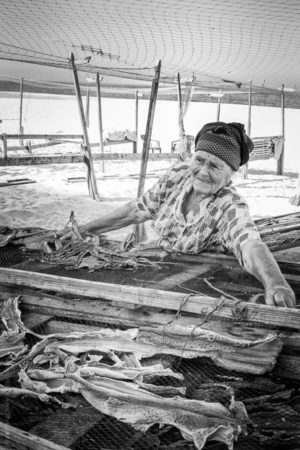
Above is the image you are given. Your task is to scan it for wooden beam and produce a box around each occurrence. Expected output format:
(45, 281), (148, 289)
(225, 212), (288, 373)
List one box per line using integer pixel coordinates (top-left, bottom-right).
(277, 84), (285, 175)
(0, 267), (299, 329)
(134, 90), (139, 154)
(0, 421), (70, 450)
(96, 73), (105, 172)
(216, 89), (222, 121)
(135, 60), (161, 243)
(70, 52), (99, 200)
(1, 135), (7, 160)
(85, 87), (90, 128)
(19, 77), (24, 145)
(137, 61), (161, 198)
(0, 152), (179, 166)
(0, 134), (83, 140)
(7, 142), (65, 152)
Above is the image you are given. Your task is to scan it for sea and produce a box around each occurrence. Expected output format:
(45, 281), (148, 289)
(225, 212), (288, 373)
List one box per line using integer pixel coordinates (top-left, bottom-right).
(1, 94), (300, 171)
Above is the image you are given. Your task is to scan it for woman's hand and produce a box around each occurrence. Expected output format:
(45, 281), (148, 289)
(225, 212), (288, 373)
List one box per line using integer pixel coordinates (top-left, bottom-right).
(265, 284), (296, 308)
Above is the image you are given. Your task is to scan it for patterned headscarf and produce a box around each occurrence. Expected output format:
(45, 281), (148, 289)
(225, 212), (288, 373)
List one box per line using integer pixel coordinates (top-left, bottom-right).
(195, 122), (254, 171)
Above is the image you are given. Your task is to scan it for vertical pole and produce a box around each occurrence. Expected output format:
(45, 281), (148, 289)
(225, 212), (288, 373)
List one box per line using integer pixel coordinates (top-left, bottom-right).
(2, 134), (7, 160)
(96, 73), (105, 173)
(135, 61), (161, 243)
(19, 77), (24, 145)
(70, 52), (99, 200)
(216, 90), (222, 121)
(133, 90), (139, 154)
(177, 73), (186, 157)
(85, 88), (90, 128)
(242, 81), (252, 179)
(137, 61), (161, 197)
(277, 84), (285, 175)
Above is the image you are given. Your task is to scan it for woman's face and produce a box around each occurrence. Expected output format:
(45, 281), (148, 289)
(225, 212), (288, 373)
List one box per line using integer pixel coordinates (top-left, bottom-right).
(189, 150), (234, 195)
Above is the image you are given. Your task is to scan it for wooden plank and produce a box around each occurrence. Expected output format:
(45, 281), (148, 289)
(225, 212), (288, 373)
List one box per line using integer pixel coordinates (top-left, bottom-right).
(0, 267), (299, 329)
(0, 134), (83, 140)
(277, 84), (285, 175)
(1, 288), (300, 351)
(96, 73), (105, 172)
(1, 135), (7, 160)
(0, 180), (36, 188)
(0, 152), (179, 166)
(7, 142), (65, 152)
(0, 421), (70, 450)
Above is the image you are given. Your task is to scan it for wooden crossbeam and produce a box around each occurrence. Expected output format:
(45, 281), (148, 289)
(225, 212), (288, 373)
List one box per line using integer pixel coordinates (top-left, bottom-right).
(0, 421), (70, 450)
(0, 267), (299, 329)
(0, 134), (83, 140)
(0, 152), (179, 166)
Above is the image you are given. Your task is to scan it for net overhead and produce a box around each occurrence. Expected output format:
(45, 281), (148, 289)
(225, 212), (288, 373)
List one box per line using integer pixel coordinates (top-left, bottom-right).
(0, 0), (300, 96)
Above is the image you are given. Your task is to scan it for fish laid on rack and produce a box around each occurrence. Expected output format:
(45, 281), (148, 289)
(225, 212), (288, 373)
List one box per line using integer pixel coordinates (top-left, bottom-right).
(15, 334), (248, 450)
(0, 213), (162, 270)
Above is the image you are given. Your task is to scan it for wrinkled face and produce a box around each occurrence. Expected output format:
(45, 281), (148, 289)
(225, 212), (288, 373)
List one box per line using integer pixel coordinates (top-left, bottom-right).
(189, 150), (234, 195)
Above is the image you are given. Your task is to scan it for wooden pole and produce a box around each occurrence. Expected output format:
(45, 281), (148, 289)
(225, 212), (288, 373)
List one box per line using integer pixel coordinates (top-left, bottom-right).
(85, 87), (90, 128)
(134, 61), (161, 243)
(277, 84), (285, 175)
(177, 73), (186, 157)
(70, 52), (99, 200)
(137, 61), (161, 198)
(19, 77), (24, 145)
(133, 90), (139, 154)
(242, 81), (252, 179)
(2, 134), (7, 159)
(216, 90), (222, 121)
(0, 421), (69, 450)
(96, 73), (105, 172)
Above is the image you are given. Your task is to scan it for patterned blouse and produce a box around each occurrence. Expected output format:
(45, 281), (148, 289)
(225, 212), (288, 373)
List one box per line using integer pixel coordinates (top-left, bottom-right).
(136, 162), (261, 266)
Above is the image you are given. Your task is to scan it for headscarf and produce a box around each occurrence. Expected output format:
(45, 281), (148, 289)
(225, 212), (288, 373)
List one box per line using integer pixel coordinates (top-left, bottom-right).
(194, 122), (254, 170)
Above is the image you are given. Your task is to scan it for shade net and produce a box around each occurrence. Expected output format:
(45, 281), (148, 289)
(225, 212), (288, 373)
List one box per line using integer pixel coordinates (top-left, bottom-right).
(0, 244), (299, 450)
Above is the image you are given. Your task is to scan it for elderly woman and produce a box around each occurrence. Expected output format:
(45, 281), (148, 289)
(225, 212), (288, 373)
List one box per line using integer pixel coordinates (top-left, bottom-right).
(80, 122), (296, 308)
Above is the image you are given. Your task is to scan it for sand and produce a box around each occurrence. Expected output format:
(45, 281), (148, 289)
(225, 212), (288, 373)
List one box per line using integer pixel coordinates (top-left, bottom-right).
(0, 156), (300, 243)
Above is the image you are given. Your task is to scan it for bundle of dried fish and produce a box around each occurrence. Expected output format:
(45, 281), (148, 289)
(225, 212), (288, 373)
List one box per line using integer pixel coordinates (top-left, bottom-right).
(38, 212), (161, 270)
(16, 332), (248, 450)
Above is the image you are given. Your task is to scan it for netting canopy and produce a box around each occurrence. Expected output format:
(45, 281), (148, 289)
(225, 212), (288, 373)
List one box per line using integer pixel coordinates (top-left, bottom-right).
(0, 0), (300, 100)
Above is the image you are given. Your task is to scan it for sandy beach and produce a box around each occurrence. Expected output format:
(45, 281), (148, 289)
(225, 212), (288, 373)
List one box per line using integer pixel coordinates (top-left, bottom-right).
(1, 155), (300, 244)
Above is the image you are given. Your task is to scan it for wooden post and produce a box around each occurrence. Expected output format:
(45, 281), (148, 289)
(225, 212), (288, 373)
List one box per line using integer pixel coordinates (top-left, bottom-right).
(290, 172), (300, 206)
(133, 90), (139, 154)
(137, 61), (161, 198)
(216, 90), (222, 121)
(19, 77), (24, 145)
(134, 61), (161, 243)
(85, 87), (90, 128)
(277, 84), (285, 175)
(242, 81), (252, 180)
(2, 134), (7, 159)
(70, 52), (99, 200)
(96, 73), (105, 173)
(177, 73), (186, 157)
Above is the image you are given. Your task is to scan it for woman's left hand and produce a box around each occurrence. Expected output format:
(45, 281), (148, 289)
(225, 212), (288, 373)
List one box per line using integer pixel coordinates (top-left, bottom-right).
(265, 285), (296, 308)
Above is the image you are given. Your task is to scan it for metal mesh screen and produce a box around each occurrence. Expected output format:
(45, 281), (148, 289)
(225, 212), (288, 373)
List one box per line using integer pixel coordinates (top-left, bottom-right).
(0, 245), (300, 449)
